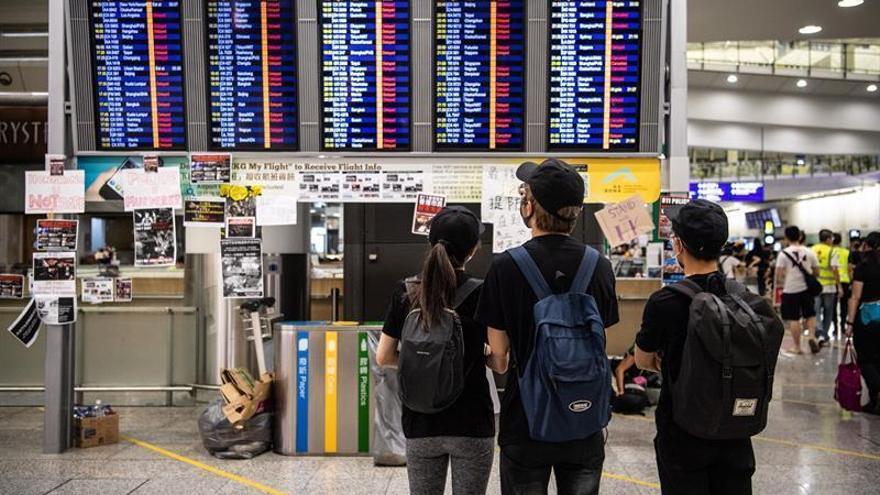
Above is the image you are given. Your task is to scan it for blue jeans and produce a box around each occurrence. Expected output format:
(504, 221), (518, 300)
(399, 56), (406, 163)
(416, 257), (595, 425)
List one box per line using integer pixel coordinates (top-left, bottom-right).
(500, 432), (605, 495)
(814, 292), (838, 340)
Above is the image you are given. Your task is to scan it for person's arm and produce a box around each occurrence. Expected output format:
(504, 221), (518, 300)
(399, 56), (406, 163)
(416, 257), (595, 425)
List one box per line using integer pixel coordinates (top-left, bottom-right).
(376, 333), (400, 368)
(846, 281), (864, 337)
(486, 327), (510, 374)
(634, 345), (661, 372)
(615, 354), (636, 396)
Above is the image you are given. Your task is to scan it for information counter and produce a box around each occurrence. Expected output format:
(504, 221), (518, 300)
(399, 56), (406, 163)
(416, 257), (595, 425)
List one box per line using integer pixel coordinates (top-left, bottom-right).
(608, 277), (661, 356)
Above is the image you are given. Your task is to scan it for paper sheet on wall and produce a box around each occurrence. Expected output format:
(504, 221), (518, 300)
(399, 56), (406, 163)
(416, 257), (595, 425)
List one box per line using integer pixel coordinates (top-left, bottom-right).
(231, 161), (298, 195)
(82, 278), (114, 304)
(482, 165), (530, 253)
(25, 170), (85, 214)
(430, 163), (482, 202)
(256, 195), (298, 226)
(7, 299), (40, 348)
(594, 195), (655, 248)
(35, 296), (76, 324)
(122, 167), (183, 211)
(32, 252), (76, 296)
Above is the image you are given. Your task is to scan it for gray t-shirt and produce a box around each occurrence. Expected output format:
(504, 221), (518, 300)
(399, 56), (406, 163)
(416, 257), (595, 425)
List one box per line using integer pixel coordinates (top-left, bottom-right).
(776, 246), (819, 294)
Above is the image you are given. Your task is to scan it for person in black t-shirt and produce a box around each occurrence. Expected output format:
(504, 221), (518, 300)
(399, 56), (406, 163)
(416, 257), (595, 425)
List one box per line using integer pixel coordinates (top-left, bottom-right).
(635, 200), (756, 494)
(377, 206), (495, 495)
(476, 159), (619, 495)
(845, 232), (880, 415)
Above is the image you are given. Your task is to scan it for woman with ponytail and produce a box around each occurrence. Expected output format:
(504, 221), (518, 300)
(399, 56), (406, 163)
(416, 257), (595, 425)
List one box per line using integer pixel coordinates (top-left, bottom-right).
(846, 232), (880, 414)
(377, 207), (495, 494)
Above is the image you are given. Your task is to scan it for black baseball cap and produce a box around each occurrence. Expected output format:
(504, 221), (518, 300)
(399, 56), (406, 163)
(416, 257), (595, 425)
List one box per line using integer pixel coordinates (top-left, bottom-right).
(667, 199), (729, 257)
(429, 206), (485, 261)
(516, 158), (585, 219)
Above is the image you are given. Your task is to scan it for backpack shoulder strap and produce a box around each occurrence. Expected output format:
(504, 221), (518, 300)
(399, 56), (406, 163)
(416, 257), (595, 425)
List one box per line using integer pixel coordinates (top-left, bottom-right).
(666, 278), (703, 300)
(403, 276), (420, 305)
(509, 246), (552, 300)
(570, 246), (600, 294)
(453, 278), (483, 309)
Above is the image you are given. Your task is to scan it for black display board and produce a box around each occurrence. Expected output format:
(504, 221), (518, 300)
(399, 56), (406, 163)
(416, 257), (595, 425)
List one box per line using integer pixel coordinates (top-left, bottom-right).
(89, 0), (187, 150)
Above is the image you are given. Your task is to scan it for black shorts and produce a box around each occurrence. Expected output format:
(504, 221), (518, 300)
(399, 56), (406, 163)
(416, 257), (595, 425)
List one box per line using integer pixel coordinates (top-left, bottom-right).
(780, 291), (816, 321)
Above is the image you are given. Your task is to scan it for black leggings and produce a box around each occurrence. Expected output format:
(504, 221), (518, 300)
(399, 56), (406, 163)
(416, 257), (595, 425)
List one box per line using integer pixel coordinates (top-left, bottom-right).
(853, 320), (880, 400)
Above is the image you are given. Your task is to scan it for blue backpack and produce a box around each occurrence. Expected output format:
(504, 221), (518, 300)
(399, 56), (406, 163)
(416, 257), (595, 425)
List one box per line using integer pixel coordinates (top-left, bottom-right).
(509, 246), (612, 442)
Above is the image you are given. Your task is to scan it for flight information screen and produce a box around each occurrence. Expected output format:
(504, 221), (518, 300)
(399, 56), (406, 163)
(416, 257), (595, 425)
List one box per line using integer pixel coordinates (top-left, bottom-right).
(206, 0), (299, 150)
(320, 1), (411, 151)
(434, 1), (526, 151)
(548, 1), (642, 151)
(90, 1), (187, 150)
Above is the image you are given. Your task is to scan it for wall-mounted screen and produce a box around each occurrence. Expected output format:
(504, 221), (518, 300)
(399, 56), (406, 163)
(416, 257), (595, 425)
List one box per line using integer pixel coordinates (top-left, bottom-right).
(547, 0), (642, 151)
(319, 1), (411, 151)
(434, 1), (526, 151)
(690, 181), (765, 202)
(90, 0), (187, 150)
(746, 208), (782, 230)
(205, 0), (299, 150)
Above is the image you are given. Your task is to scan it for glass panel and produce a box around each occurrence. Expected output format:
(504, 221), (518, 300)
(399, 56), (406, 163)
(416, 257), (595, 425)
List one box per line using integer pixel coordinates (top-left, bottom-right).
(774, 41), (811, 70)
(701, 41), (740, 65)
(810, 42), (843, 71)
(847, 43), (880, 75)
(737, 41), (775, 68)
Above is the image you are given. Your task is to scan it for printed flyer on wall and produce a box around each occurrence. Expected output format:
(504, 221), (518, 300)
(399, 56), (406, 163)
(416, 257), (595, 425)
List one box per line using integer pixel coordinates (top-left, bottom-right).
(32, 252), (76, 296)
(114, 278), (133, 302)
(35, 296), (76, 325)
(82, 278), (114, 304)
(255, 195), (298, 226)
(133, 208), (177, 267)
(183, 197), (226, 227)
(190, 154), (232, 184)
(6, 298), (40, 348)
(226, 217), (256, 239)
(411, 194), (447, 236)
(0, 274), (25, 299)
(220, 238), (264, 299)
(35, 219), (78, 251)
(341, 170), (381, 200)
(121, 167), (182, 211)
(25, 170), (85, 214)
(482, 164), (530, 253)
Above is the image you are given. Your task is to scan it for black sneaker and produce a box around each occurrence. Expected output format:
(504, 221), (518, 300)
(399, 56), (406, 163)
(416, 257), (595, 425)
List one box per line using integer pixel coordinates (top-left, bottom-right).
(808, 339), (821, 354)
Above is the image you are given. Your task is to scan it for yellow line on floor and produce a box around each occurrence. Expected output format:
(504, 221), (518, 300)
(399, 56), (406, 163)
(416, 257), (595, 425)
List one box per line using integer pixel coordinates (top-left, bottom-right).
(121, 435), (288, 495)
(612, 414), (880, 461)
(603, 471), (660, 489)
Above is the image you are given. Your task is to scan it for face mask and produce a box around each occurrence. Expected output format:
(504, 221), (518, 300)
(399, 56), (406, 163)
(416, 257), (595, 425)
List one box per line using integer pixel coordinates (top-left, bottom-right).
(672, 237), (686, 270)
(520, 201), (533, 229)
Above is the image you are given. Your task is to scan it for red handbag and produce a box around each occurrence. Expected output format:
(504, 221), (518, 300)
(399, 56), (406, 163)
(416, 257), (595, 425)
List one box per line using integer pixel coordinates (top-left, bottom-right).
(834, 339), (862, 412)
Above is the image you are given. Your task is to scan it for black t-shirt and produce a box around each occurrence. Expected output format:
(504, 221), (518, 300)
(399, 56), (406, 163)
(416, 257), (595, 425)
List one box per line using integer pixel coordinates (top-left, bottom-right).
(475, 234), (619, 446)
(381, 272), (495, 439)
(635, 272), (727, 429)
(854, 255), (880, 303)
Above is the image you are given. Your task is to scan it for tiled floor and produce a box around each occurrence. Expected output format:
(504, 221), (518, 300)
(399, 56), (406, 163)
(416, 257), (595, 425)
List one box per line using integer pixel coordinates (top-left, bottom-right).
(1, 338), (879, 495)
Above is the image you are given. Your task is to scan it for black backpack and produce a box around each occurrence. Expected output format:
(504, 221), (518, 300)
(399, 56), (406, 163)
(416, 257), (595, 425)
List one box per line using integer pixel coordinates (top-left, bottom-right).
(782, 250), (823, 297)
(668, 277), (784, 440)
(397, 277), (482, 414)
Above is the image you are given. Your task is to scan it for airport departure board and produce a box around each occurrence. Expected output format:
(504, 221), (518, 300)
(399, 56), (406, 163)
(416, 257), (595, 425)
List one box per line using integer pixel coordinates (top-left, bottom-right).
(548, 1), (642, 151)
(206, 0), (298, 150)
(320, 1), (411, 151)
(90, 1), (187, 150)
(435, 1), (526, 151)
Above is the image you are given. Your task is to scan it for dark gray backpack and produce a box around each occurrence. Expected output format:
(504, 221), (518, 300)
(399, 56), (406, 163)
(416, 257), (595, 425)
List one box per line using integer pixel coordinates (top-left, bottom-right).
(668, 277), (784, 440)
(397, 277), (482, 414)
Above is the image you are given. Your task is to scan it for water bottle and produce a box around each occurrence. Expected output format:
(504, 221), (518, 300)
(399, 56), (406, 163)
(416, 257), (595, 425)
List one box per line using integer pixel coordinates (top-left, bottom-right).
(94, 399), (104, 418)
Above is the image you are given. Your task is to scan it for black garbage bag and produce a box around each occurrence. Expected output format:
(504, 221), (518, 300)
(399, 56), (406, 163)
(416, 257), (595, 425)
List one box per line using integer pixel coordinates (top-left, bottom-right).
(198, 400), (272, 459)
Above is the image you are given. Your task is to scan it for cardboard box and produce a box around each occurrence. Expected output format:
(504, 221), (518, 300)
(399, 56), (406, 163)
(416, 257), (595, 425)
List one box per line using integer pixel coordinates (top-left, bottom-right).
(75, 414), (119, 448)
(219, 368), (272, 424)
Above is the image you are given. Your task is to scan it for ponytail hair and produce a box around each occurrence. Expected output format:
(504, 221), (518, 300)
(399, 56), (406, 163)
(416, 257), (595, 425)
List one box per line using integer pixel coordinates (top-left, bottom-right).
(417, 241), (458, 327)
(865, 232), (880, 263)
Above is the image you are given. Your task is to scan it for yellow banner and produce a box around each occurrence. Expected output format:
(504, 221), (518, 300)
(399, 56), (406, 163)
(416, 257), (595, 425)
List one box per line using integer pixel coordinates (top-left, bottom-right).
(567, 158), (661, 203)
(324, 331), (338, 453)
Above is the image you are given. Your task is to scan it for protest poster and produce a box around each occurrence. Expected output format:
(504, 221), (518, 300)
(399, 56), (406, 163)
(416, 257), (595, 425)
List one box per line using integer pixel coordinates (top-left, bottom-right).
(35, 219), (78, 251)
(35, 296), (76, 325)
(122, 167), (182, 211)
(143, 154), (162, 173)
(220, 238), (264, 299)
(46, 154), (66, 176)
(256, 195), (298, 226)
(7, 299), (40, 348)
(482, 165), (530, 253)
(411, 193), (447, 236)
(183, 197), (226, 227)
(594, 195), (655, 248)
(32, 252), (76, 296)
(658, 193), (689, 240)
(133, 208), (177, 267)
(190, 154), (232, 184)
(114, 278), (133, 302)
(226, 217), (256, 238)
(25, 170), (85, 214)
(82, 278), (114, 304)
(0, 274), (25, 299)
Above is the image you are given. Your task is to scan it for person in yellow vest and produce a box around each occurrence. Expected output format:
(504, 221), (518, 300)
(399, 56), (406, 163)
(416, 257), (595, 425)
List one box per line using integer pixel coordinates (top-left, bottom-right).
(812, 229), (840, 344)
(835, 233), (852, 336)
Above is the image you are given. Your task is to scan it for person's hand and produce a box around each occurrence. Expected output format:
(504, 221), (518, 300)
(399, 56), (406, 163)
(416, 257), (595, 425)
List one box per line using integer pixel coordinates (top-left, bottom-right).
(845, 322), (854, 338)
(616, 389), (625, 397)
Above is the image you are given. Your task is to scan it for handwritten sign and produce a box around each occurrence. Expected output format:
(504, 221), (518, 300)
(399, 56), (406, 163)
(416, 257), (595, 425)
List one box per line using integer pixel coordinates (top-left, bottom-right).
(594, 195), (655, 248)
(482, 165), (530, 253)
(25, 170), (85, 214)
(122, 167), (182, 211)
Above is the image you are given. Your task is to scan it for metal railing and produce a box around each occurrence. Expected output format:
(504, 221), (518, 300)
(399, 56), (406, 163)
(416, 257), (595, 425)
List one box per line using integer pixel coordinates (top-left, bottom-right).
(688, 40), (880, 79)
(690, 154), (880, 181)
